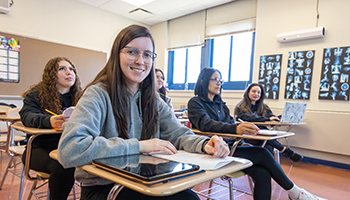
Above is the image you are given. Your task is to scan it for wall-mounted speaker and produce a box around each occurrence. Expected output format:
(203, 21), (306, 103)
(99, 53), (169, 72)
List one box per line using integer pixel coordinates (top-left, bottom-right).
(0, 0), (10, 14)
(276, 27), (325, 43)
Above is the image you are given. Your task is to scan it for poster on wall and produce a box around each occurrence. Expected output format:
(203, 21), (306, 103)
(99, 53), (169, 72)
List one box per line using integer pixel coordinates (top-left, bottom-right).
(0, 36), (20, 83)
(319, 46), (350, 101)
(284, 50), (315, 100)
(258, 54), (282, 99)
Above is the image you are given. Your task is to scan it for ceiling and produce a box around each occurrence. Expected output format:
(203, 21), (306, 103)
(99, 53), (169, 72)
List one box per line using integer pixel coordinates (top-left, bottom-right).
(77, 0), (234, 25)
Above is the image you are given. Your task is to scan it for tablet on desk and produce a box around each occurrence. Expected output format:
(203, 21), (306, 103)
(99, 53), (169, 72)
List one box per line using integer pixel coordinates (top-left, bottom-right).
(92, 154), (203, 185)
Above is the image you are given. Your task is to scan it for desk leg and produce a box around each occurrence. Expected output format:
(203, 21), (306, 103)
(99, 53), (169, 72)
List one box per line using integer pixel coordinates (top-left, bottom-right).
(107, 184), (124, 200)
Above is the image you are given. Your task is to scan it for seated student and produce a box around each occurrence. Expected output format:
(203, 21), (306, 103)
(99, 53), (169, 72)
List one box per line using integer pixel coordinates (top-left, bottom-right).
(57, 24), (229, 200)
(187, 67), (326, 200)
(155, 68), (174, 110)
(234, 83), (303, 162)
(19, 57), (82, 200)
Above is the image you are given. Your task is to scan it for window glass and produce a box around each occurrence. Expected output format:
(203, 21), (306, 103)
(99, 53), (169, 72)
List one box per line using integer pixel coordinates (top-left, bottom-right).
(230, 32), (254, 81)
(212, 35), (231, 82)
(187, 46), (201, 83)
(173, 48), (186, 83)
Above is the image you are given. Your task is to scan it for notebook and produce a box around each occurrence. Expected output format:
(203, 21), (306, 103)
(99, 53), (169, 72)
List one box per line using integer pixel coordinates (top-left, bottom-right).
(280, 102), (307, 123)
(92, 153), (203, 185)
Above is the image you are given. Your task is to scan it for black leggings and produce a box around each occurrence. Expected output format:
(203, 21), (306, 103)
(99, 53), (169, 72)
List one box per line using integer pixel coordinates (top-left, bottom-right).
(244, 139), (285, 154)
(233, 146), (294, 200)
(22, 147), (75, 200)
(81, 183), (200, 200)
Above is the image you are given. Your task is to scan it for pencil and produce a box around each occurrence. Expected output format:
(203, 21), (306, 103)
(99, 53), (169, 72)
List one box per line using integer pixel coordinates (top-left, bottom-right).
(45, 109), (57, 116)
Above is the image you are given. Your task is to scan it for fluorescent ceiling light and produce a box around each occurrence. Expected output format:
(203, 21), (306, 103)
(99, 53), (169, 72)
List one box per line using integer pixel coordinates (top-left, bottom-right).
(122, 0), (155, 7)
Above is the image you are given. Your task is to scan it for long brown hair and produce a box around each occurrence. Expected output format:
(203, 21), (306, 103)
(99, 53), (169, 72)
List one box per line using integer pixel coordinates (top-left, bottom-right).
(85, 24), (158, 140)
(22, 57), (82, 114)
(234, 83), (269, 116)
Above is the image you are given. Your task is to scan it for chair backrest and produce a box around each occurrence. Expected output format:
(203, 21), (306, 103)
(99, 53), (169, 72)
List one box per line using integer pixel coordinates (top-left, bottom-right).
(6, 108), (21, 118)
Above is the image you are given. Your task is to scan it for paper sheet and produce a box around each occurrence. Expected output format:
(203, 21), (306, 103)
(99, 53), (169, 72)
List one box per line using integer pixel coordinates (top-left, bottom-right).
(150, 150), (237, 170)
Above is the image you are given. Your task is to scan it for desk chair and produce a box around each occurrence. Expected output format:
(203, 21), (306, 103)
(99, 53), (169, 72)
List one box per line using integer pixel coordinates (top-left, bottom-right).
(0, 108), (26, 200)
(22, 129), (79, 200)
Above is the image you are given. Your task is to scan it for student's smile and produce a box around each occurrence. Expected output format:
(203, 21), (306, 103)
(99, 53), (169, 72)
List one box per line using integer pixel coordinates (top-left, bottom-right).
(120, 37), (154, 94)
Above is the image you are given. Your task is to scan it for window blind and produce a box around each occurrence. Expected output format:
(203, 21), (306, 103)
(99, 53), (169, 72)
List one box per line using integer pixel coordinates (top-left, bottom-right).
(206, 0), (257, 38)
(167, 10), (205, 49)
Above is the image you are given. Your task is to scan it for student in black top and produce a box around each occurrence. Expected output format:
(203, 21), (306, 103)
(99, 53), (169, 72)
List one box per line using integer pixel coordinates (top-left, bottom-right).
(19, 57), (82, 200)
(234, 83), (303, 162)
(187, 67), (326, 200)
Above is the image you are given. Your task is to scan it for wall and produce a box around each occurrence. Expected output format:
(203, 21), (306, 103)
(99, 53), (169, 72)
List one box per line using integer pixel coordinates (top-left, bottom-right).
(154, 0), (350, 165)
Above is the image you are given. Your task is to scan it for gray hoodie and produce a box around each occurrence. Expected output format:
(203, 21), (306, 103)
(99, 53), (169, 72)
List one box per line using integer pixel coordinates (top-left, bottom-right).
(58, 83), (208, 186)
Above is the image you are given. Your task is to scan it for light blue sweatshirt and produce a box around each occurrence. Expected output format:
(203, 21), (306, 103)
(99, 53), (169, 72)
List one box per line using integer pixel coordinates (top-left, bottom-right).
(58, 83), (208, 186)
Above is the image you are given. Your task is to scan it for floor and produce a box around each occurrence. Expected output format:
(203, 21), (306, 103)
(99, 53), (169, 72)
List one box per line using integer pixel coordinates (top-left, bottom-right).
(0, 152), (349, 200)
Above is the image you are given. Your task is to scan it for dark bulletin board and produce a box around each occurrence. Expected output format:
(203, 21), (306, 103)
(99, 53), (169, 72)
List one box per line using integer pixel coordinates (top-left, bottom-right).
(0, 32), (107, 96)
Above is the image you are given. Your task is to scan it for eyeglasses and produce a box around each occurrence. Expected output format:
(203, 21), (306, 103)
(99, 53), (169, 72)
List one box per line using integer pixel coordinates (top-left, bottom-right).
(210, 78), (224, 85)
(120, 46), (157, 63)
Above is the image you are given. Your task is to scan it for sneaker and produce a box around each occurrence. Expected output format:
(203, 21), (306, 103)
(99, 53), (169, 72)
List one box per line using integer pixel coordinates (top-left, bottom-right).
(283, 148), (303, 162)
(289, 189), (328, 200)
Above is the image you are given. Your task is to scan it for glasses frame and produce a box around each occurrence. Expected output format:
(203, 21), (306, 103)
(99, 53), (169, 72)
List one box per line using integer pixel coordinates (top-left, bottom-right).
(210, 78), (224, 85)
(120, 46), (157, 64)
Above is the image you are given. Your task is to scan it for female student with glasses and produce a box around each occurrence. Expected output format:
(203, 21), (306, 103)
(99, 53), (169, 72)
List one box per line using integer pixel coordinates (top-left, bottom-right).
(57, 25), (230, 200)
(19, 57), (82, 200)
(187, 67), (327, 200)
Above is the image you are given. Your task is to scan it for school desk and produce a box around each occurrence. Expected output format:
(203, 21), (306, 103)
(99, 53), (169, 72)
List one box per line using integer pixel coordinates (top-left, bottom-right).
(191, 128), (295, 163)
(236, 121), (306, 132)
(10, 122), (62, 181)
(49, 150), (252, 200)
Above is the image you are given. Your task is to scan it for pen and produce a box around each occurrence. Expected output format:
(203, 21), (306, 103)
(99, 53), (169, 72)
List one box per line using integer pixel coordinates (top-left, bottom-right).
(237, 118), (245, 123)
(45, 109), (57, 116)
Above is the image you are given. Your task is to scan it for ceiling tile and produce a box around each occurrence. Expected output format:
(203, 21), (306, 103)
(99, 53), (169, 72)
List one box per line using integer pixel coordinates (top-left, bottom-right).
(75, 0), (236, 25)
(99, 0), (136, 15)
(77, 0), (110, 7)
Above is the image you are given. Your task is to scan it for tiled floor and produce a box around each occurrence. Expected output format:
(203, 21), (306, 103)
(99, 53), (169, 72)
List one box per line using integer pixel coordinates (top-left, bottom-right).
(0, 152), (349, 200)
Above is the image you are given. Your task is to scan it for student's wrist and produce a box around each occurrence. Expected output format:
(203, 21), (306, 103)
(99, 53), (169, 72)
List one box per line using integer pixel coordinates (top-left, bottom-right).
(202, 139), (210, 153)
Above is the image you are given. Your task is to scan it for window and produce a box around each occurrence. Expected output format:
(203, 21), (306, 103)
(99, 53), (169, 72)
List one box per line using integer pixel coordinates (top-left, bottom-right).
(168, 46), (202, 90)
(168, 31), (255, 90)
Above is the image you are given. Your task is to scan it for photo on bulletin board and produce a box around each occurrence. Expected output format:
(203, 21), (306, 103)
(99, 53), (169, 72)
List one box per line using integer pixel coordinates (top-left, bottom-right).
(258, 54), (282, 99)
(0, 36), (20, 83)
(319, 46), (350, 101)
(284, 50), (315, 100)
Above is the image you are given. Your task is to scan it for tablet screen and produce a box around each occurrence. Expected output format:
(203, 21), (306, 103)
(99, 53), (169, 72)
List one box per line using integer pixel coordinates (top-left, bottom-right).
(92, 154), (201, 182)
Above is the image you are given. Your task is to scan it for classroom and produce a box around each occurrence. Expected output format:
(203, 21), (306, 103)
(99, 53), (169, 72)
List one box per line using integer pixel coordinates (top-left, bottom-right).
(0, 0), (349, 200)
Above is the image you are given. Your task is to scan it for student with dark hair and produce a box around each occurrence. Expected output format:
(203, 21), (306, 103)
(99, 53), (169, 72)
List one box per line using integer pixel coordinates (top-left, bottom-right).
(19, 57), (82, 200)
(57, 25), (229, 200)
(155, 68), (173, 110)
(187, 67), (326, 200)
(234, 83), (303, 162)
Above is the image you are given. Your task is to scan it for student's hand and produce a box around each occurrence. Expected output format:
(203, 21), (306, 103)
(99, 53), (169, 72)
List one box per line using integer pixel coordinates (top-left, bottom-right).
(236, 122), (259, 135)
(270, 116), (280, 121)
(139, 138), (178, 155)
(204, 135), (230, 158)
(50, 115), (65, 129)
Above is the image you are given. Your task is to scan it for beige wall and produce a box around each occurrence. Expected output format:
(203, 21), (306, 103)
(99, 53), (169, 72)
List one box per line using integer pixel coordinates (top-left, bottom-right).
(151, 0), (350, 164)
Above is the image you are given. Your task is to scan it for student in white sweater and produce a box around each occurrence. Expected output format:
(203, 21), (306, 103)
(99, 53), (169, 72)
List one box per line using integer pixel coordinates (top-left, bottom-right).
(58, 24), (230, 200)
